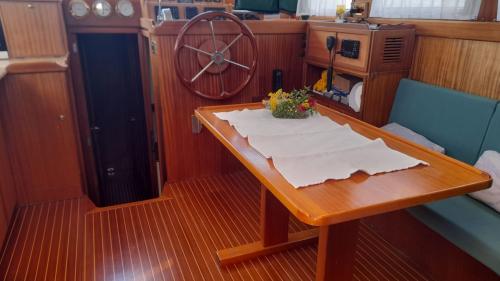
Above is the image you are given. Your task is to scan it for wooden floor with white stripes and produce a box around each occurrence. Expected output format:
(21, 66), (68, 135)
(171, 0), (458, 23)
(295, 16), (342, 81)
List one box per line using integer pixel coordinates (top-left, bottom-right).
(0, 171), (431, 281)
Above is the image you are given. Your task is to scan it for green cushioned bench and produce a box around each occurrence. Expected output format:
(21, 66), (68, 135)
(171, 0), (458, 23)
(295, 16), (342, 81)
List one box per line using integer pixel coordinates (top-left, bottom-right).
(389, 79), (500, 275)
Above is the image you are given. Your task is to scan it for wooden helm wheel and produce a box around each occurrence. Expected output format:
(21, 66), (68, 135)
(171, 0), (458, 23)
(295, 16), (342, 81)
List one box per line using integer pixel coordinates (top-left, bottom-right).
(174, 11), (258, 100)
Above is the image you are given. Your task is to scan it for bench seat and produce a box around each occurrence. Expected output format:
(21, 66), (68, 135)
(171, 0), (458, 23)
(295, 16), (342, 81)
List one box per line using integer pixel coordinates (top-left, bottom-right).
(409, 196), (500, 275)
(389, 79), (500, 275)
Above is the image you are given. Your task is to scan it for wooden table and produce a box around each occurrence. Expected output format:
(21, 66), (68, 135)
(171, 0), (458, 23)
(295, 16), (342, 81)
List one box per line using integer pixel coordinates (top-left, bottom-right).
(194, 103), (492, 281)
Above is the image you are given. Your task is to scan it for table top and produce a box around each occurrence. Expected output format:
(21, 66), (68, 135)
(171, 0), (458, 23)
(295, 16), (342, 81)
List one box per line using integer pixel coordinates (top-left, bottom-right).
(195, 103), (492, 226)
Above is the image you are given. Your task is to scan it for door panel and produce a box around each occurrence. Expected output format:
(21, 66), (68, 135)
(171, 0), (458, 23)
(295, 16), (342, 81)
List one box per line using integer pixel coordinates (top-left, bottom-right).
(78, 34), (153, 206)
(0, 72), (82, 204)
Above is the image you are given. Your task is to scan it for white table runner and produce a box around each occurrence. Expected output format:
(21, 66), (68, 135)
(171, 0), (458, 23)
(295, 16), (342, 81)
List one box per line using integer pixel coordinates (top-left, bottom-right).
(215, 109), (427, 188)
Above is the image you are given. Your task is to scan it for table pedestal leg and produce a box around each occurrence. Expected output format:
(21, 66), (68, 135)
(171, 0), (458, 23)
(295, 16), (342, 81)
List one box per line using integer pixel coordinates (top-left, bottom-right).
(316, 220), (359, 281)
(261, 185), (289, 246)
(216, 185), (318, 265)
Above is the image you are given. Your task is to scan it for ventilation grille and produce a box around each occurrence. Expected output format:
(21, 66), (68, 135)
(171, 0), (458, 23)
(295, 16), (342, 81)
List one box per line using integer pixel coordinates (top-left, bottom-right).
(383, 37), (404, 63)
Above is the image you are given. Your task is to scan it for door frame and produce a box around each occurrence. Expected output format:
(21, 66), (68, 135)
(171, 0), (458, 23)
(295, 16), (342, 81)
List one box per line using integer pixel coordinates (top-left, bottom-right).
(67, 28), (159, 206)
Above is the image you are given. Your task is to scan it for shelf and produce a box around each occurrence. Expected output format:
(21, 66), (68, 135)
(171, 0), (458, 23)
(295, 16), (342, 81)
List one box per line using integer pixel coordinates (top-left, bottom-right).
(304, 58), (369, 78)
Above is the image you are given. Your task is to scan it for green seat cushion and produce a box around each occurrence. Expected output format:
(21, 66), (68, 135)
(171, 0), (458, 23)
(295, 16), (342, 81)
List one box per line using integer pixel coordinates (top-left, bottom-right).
(481, 104), (500, 154)
(409, 196), (500, 275)
(389, 79), (497, 164)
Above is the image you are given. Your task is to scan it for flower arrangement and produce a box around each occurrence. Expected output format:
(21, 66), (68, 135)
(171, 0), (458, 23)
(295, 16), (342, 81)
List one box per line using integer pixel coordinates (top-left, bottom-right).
(263, 88), (317, 119)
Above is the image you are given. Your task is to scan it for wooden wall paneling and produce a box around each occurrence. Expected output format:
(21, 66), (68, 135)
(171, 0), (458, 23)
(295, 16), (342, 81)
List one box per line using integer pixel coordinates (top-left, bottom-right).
(362, 71), (408, 126)
(0, 81), (17, 246)
(154, 33), (256, 183)
(410, 36), (500, 100)
(256, 34), (305, 96)
(152, 26), (305, 183)
(368, 18), (500, 43)
(0, 72), (83, 204)
(0, 1), (68, 58)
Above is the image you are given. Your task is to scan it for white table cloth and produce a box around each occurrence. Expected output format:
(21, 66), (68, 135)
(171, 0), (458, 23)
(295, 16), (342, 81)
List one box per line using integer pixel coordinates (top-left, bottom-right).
(215, 109), (427, 188)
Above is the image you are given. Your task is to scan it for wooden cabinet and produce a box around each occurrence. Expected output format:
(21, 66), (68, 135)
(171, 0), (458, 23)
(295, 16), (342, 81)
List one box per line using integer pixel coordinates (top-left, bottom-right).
(0, 0), (67, 58)
(0, 70), (83, 204)
(304, 22), (415, 127)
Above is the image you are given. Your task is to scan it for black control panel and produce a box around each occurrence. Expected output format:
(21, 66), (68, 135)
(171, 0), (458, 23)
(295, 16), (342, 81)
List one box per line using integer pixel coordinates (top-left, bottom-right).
(340, 40), (360, 59)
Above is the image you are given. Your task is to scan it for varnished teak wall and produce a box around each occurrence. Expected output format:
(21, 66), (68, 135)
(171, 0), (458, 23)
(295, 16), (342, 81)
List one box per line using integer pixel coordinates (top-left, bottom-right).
(370, 18), (500, 100)
(149, 21), (306, 182)
(0, 82), (17, 246)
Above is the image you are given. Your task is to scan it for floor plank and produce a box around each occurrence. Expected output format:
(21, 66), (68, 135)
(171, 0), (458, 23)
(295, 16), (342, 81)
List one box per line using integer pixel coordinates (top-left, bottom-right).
(0, 171), (431, 281)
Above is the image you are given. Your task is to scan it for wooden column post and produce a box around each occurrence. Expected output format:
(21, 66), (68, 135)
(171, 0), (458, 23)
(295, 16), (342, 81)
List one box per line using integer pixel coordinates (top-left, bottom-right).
(316, 220), (359, 281)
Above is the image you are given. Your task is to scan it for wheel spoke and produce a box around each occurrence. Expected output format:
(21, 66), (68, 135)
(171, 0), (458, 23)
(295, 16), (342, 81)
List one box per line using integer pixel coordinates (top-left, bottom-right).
(224, 58), (250, 71)
(183, 44), (213, 57)
(208, 21), (226, 96)
(219, 69), (226, 96)
(208, 20), (219, 52)
(221, 33), (243, 54)
(191, 60), (215, 83)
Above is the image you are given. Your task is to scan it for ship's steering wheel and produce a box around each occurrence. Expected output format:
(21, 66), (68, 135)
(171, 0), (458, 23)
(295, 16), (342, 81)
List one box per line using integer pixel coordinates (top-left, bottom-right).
(174, 11), (258, 100)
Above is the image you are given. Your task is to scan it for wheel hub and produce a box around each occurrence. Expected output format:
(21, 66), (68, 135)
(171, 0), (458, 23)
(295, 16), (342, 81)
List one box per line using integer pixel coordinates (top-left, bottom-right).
(212, 52), (225, 65)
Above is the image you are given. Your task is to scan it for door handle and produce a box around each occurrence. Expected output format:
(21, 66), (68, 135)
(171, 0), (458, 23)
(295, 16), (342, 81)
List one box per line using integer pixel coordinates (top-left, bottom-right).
(90, 126), (101, 133)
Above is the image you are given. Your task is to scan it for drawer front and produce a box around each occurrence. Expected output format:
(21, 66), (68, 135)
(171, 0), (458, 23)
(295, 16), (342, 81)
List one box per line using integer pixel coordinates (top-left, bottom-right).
(334, 33), (370, 72)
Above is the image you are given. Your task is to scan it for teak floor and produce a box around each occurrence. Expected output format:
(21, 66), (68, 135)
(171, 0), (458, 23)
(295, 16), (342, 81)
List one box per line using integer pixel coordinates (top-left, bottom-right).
(0, 172), (431, 281)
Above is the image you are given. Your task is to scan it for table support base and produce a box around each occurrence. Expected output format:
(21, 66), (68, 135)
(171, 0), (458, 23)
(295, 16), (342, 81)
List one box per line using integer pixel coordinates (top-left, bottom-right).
(217, 228), (319, 266)
(316, 220), (359, 281)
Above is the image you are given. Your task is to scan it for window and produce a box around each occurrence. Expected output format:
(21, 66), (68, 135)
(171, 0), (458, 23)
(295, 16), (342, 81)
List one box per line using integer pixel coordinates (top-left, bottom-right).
(370, 0), (482, 20)
(296, 0), (351, 17)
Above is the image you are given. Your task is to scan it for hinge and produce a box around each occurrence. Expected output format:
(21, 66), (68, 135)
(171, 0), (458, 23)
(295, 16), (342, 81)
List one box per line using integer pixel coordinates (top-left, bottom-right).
(151, 41), (158, 55)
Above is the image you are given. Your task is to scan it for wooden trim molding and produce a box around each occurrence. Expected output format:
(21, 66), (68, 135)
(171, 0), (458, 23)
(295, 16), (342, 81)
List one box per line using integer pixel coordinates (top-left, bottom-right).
(0, 56), (68, 79)
(149, 20), (307, 35)
(368, 18), (500, 42)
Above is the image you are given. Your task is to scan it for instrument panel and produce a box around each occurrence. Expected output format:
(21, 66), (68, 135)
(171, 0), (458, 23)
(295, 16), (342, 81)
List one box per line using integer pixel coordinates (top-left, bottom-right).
(92, 0), (113, 18)
(64, 0), (140, 28)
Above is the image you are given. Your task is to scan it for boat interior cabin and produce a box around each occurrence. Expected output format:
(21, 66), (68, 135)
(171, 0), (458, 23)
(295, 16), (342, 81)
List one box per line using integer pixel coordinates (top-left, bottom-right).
(0, 0), (499, 280)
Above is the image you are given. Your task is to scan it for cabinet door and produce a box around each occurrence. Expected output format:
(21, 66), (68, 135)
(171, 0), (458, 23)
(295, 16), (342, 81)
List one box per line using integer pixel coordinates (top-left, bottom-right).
(0, 1), (67, 58)
(0, 72), (82, 204)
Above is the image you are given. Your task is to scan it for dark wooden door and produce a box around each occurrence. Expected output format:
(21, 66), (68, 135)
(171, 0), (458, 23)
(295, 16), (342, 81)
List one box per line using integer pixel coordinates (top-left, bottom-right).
(78, 34), (153, 206)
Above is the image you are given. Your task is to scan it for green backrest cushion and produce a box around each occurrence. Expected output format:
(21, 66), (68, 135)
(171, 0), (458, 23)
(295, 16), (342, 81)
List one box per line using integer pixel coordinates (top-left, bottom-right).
(389, 79), (497, 164)
(235, 0), (297, 13)
(280, 0), (298, 12)
(480, 104), (500, 154)
(235, 0), (279, 13)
